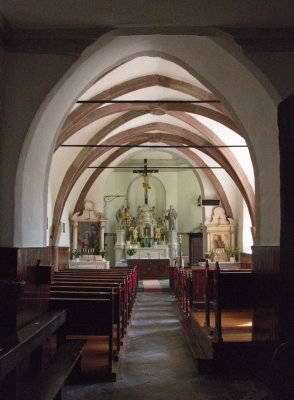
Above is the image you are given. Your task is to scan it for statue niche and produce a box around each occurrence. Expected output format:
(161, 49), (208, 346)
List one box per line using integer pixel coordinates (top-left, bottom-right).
(204, 207), (236, 262)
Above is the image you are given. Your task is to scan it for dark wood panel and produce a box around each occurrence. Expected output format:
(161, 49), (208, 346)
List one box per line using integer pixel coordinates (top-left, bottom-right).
(240, 252), (252, 268)
(278, 93), (294, 342)
(57, 247), (70, 271)
(192, 268), (206, 303)
(127, 259), (170, 279)
(0, 247), (55, 334)
(189, 233), (203, 265)
(252, 246), (280, 343)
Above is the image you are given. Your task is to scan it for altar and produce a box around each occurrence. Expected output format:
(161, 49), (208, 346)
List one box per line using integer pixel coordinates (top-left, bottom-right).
(125, 245), (169, 259)
(127, 258), (170, 280)
(69, 260), (110, 269)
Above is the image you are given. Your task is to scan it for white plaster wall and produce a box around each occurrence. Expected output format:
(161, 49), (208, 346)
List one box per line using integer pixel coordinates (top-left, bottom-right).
(177, 170), (202, 233)
(87, 170), (179, 234)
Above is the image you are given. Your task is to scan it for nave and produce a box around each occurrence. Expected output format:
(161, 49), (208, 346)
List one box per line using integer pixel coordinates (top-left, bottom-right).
(63, 291), (272, 400)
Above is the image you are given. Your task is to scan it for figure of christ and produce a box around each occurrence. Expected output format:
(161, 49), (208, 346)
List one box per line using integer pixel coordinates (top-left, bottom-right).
(133, 158), (158, 205)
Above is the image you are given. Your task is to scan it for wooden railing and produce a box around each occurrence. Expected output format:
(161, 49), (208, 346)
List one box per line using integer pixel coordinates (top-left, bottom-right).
(171, 267), (193, 317)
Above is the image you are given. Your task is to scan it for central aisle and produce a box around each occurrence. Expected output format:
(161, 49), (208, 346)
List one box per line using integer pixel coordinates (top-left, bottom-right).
(63, 292), (272, 400)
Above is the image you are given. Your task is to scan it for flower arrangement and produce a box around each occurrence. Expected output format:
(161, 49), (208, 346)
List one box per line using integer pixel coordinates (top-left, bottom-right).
(204, 252), (211, 259)
(100, 250), (107, 259)
(71, 249), (81, 259)
(126, 248), (136, 256)
(228, 247), (239, 257)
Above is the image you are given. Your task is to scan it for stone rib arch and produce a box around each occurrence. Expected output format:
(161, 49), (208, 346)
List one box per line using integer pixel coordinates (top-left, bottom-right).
(61, 73), (228, 136)
(65, 143), (233, 248)
(15, 33), (279, 246)
(53, 123), (254, 233)
(52, 129), (243, 244)
(56, 108), (254, 225)
(57, 102), (238, 147)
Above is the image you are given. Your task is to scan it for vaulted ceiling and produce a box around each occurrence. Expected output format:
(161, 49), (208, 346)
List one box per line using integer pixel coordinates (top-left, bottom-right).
(49, 55), (255, 243)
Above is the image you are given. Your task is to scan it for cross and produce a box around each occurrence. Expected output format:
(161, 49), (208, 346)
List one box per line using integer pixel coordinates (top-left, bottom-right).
(133, 159), (159, 204)
(87, 207), (92, 219)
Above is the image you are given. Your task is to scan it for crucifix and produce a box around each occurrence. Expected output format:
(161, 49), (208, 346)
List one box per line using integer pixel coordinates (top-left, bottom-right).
(133, 159), (159, 204)
(87, 207), (92, 219)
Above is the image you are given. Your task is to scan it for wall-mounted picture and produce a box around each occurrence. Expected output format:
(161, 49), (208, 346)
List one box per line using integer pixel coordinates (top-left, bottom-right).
(77, 222), (100, 254)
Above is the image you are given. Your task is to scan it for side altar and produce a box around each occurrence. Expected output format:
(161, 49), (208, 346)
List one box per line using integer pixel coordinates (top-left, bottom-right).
(70, 200), (109, 268)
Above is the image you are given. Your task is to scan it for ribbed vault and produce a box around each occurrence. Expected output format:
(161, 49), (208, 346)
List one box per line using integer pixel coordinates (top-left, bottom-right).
(49, 55), (255, 247)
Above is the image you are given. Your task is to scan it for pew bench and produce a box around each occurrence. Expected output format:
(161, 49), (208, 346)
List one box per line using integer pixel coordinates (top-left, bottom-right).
(49, 293), (115, 372)
(51, 281), (128, 339)
(0, 309), (86, 400)
(18, 339), (86, 400)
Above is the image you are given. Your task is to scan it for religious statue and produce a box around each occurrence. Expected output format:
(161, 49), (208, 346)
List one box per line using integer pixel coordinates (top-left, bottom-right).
(211, 234), (226, 261)
(116, 205), (125, 228)
(154, 226), (161, 242)
(132, 226), (138, 243)
(166, 205), (177, 230)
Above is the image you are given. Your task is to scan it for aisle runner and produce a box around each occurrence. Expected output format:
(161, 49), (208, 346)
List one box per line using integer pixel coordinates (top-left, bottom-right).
(142, 280), (162, 292)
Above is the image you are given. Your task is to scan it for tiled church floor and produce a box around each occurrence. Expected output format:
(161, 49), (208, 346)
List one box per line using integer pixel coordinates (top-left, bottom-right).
(63, 292), (272, 400)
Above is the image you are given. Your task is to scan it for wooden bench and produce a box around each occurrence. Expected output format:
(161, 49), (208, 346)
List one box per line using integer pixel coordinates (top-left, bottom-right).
(0, 309), (85, 400)
(49, 292), (115, 372)
(51, 284), (125, 351)
(19, 339), (86, 400)
(53, 275), (134, 321)
(52, 277), (130, 325)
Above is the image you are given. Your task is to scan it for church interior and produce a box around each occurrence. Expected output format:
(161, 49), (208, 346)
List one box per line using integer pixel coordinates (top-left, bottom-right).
(0, 1), (294, 399)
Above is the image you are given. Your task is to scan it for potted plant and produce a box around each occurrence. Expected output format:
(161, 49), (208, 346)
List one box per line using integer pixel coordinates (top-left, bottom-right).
(228, 247), (239, 262)
(126, 248), (136, 258)
(71, 248), (81, 261)
(100, 250), (107, 260)
(204, 252), (212, 262)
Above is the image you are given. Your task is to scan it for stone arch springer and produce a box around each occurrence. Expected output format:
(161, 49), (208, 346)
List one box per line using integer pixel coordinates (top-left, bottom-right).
(15, 30), (281, 247)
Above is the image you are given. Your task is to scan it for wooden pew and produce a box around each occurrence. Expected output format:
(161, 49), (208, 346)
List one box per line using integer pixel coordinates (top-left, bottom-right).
(204, 263), (253, 342)
(49, 291), (115, 372)
(0, 309), (86, 400)
(53, 273), (135, 319)
(53, 277), (131, 324)
(51, 267), (138, 365)
(51, 285), (125, 354)
(51, 283), (127, 334)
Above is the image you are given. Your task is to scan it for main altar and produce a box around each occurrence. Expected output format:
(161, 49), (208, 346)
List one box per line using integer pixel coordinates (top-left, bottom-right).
(114, 159), (179, 273)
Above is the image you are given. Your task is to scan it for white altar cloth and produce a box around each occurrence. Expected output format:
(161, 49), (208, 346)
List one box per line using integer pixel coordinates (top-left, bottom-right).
(69, 260), (110, 269)
(126, 246), (169, 259)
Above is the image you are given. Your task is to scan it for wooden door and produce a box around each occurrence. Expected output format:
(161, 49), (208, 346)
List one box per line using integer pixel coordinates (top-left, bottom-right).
(189, 233), (203, 265)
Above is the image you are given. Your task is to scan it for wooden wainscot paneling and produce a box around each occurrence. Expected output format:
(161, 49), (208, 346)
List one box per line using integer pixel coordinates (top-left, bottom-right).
(17, 247), (55, 330)
(252, 246), (280, 343)
(58, 247), (70, 270)
(0, 246), (56, 333)
(127, 258), (170, 279)
(240, 252), (252, 268)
